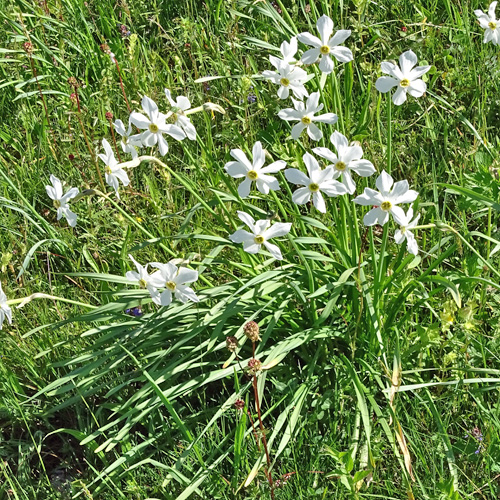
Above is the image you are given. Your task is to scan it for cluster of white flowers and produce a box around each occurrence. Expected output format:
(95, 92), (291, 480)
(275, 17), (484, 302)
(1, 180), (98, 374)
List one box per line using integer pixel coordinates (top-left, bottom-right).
(0, 6), (488, 330)
(226, 14), (426, 263)
(126, 254), (199, 307)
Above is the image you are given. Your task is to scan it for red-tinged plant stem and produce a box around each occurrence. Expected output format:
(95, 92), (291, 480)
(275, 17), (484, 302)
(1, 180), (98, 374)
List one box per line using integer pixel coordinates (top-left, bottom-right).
(115, 60), (131, 113)
(252, 375), (274, 498)
(246, 409), (261, 451)
(74, 89), (82, 113)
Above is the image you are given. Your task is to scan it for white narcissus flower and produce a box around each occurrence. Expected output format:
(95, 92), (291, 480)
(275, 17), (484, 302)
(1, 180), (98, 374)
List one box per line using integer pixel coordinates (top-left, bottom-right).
(394, 205), (420, 256)
(375, 50), (431, 105)
(475, 2), (500, 45)
(98, 138), (130, 199)
(130, 96), (185, 156)
(285, 153), (348, 213)
(229, 211), (291, 260)
(149, 262), (199, 307)
(262, 60), (311, 100)
(276, 36), (298, 65)
(0, 283), (12, 330)
(45, 174), (79, 227)
(298, 15), (353, 74)
(353, 170), (419, 226)
(113, 118), (141, 159)
(164, 89), (197, 140)
(278, 92), (337, 141)
(125, 254), (160, 303)
(224, 141), (286, 198)
(313, 131), (375, 194)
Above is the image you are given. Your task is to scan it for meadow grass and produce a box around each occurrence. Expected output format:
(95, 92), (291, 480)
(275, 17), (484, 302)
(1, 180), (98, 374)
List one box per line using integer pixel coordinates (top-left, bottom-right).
(1, 0), (500, 498)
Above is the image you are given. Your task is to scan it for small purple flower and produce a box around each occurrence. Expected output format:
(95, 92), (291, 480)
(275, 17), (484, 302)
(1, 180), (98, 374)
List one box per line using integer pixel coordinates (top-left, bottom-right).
(125, 307), (143, 317)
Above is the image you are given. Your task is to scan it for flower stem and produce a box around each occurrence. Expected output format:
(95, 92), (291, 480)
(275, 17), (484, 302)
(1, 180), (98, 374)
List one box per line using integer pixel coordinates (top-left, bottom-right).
(252, 370), (274, 498)
(114, 60), (131, 113)
(387, 96), (392, 174)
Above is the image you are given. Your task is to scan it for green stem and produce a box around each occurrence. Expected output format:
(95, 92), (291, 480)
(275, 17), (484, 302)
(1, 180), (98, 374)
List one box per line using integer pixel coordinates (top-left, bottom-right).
(10, 293), (97, 309)
(387, 96), (392, 174)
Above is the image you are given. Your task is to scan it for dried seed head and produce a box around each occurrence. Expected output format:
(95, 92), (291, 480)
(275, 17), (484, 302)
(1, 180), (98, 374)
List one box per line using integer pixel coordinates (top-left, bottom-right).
(234, 399), (245, 410)
(243, 321), (260, 342)
(247, 358), (262, 375)
(105, 111), (113, 121)
(23, 42), (34, 54)
(225, 336), (238, 352)
(100, 43), (111, 54)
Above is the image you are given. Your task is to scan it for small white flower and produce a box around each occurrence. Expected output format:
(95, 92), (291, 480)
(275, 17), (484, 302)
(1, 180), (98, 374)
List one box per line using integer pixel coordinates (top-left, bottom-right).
(313, 131), (375, 194)
(125, 254), (160, 303)
(224, 141), (286, 198)
(113, 118), (141, 159)
(229, 211), (291, 260)
(475, 2), (500, 45)
(0, 283), (12, 330)
(164, 89), (197, 140)
(262, 60), (311, 100)
(98, 138), (130, 199)
(298, 15), (353, 74)
(375, 50), (431, 106)
(278, 92), (337, 141)
(130, 96), (185, 156)
(394, 205), (420, 255)
(45, 174), (79, 227)
(285, 152), (348, 213)
(149, 262), (199, 307)
(353, 170), (418, 226)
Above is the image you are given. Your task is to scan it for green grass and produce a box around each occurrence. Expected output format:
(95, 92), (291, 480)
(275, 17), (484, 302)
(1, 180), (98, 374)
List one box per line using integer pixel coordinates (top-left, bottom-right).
(2, 0), (500, 498)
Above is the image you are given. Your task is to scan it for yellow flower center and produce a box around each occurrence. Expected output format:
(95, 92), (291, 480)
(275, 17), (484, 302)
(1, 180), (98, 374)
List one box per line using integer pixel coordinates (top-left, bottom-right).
(149, 123), (159, 133)
(400, 78), (410, 88)
(138, 279), (147, 288)
(53, 200), (61, 209)
(309, 183), (320, 192)
(489, 21), (497, 30)
(280, 77), (290, 87)
(320, 45), (330, 55)
(166, 281), (177, 291)
(400, 226), (406, 234)
(254, 235), (265, 244)
(381, 201), (392, 211)
(301, 116), (312, 125)
(247, 170), (258, 180)
(335, 161), (346, 171)
(105, 166), (112, 174)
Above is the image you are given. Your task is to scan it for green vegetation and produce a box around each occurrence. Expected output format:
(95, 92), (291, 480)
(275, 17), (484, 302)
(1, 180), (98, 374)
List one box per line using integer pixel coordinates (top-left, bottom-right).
(2, 0), (500, 498)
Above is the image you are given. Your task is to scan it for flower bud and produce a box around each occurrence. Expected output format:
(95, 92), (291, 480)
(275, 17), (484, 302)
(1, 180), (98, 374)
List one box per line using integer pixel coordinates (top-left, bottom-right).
(247, 358), (262, 375)
(67, 76), (79, 88)
(23, 42), (34, 54)
(105, 111), (113, 121)
(226, 336), (238, 352)
(243, 321), (260, 342)
(100, 43), (111, 55)
(234, 399), (245, 410)
(70, 93), (78, 105)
